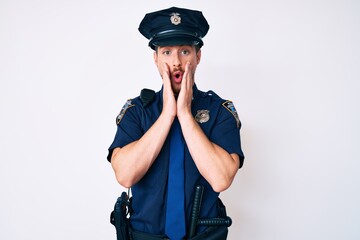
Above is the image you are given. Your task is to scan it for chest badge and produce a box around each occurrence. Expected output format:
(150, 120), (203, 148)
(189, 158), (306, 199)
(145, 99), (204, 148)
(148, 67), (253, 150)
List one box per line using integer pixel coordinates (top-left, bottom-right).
(170, 12), (181, 25)
(195, 110), (210, 123)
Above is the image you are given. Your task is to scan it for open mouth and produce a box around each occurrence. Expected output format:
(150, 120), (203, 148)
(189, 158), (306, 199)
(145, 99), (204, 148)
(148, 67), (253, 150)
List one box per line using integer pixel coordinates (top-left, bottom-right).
(173, 71), (183, 83)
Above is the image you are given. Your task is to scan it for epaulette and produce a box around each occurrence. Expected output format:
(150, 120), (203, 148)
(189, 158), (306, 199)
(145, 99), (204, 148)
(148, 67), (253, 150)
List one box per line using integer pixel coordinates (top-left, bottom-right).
(116, 99), (135, 125)
(203, 90), (220, 98)
(140, 88), (155, 107)
(222, 100), (241, 128)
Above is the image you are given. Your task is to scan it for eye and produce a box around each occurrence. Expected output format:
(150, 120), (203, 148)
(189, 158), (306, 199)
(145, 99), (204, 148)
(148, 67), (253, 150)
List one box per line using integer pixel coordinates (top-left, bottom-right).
(181, 49), (190, 55)
(162, 50), (171, 55)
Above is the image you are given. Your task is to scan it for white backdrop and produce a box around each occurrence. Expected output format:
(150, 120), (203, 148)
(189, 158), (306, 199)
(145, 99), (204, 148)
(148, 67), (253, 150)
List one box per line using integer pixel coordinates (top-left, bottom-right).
(1, 0), (359, 239)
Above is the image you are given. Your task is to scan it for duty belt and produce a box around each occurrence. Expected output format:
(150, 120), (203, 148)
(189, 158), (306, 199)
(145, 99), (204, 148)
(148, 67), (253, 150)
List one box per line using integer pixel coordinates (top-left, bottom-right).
(111, 185), (232, 240)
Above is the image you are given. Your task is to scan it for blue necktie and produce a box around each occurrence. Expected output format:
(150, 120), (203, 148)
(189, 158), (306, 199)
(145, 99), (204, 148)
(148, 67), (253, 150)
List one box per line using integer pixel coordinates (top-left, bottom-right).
(165, 118), (186, 240)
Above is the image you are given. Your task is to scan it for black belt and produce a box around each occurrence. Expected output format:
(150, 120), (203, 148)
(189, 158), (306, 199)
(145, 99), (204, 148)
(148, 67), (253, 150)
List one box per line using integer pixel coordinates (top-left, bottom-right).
(130, 226), (228, 240)
(130, 229), (169, 240)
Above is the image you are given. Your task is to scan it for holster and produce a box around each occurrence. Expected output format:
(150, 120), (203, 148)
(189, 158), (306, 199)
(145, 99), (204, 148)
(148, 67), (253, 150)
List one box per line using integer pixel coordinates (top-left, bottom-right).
(110, 192), (132, 240)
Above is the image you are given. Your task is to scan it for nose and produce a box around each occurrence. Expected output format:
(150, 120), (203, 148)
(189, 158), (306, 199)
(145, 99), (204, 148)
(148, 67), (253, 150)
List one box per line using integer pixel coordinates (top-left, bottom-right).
(172, 53), (181, 67)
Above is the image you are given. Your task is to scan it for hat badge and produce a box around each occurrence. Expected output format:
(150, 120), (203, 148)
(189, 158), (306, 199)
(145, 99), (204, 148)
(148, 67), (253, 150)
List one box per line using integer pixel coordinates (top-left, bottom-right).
(170, 12), (181, 25)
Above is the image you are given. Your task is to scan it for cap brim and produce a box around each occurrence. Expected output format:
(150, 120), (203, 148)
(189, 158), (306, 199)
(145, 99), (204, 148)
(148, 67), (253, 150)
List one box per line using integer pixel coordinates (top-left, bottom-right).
(149, 35), (203, 50)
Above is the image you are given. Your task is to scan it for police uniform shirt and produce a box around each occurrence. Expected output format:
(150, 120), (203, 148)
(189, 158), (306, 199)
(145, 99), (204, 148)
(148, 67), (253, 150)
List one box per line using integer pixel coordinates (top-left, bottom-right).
(107, 84), (244, 235)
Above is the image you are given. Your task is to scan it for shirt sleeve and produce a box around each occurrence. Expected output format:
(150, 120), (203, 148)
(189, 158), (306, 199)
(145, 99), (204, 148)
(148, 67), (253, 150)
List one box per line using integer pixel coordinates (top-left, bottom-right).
(210, 101), (245, 168)
(107, 103), (143, 162)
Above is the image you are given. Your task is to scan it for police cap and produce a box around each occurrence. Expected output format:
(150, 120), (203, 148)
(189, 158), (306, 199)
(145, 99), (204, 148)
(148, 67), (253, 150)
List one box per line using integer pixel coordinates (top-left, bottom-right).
(138, 7), (210, 50)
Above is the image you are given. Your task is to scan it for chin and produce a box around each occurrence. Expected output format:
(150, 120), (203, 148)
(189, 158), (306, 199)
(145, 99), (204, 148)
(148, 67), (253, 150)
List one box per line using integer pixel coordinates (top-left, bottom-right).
(172, 86), (181, 95)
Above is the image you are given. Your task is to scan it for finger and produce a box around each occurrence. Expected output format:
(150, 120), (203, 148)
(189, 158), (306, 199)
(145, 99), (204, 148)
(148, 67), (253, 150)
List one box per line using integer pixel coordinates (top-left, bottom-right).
(183, 62), (192, 88)
(185, 61), (191, 73)
(161, 62), (175, 99)
(161, 62), (170, 81)
(179, 62), (193, 100)
(160, 62), (172, 90)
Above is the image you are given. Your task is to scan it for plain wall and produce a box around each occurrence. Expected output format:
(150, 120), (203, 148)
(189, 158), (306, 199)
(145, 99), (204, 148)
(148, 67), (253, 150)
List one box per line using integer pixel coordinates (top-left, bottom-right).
(1, 0), (359, 239)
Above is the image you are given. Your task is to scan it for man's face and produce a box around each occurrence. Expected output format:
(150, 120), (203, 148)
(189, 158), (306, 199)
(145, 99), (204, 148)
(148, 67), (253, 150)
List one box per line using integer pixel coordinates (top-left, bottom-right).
(154, 45), (201, 94)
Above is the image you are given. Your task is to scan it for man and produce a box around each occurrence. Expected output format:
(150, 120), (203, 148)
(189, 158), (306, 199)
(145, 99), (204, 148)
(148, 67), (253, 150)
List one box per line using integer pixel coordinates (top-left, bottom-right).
(108, 6), (244, 240)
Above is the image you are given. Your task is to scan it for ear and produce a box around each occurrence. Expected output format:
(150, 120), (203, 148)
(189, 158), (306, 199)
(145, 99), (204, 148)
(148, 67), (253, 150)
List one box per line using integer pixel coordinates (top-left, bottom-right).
(153, 51), (158, 64)
(196, 49), (201, 64)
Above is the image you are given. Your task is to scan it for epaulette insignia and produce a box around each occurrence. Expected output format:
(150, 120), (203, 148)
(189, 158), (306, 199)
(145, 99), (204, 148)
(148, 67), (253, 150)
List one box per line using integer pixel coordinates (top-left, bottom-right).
(116, 99), (135, 125)
(222, 100), (241, 128)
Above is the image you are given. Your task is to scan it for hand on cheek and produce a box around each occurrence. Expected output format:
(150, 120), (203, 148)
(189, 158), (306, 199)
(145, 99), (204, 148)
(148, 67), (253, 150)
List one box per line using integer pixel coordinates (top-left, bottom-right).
(160, 62), (170, 82)
(160, 62), (177, 118)
(184, 62), (193, 88)
(177, 62), (193, 119)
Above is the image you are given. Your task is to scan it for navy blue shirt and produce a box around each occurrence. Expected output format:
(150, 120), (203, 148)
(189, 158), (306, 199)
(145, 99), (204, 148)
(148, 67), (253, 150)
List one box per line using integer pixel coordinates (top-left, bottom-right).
(108, 84), (244, 235)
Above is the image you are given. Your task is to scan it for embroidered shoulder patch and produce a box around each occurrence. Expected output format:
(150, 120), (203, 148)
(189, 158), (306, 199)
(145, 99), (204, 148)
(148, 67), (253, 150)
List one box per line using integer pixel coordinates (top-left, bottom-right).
(116, 99), (135, 125)
(222, 100), (241, 128)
